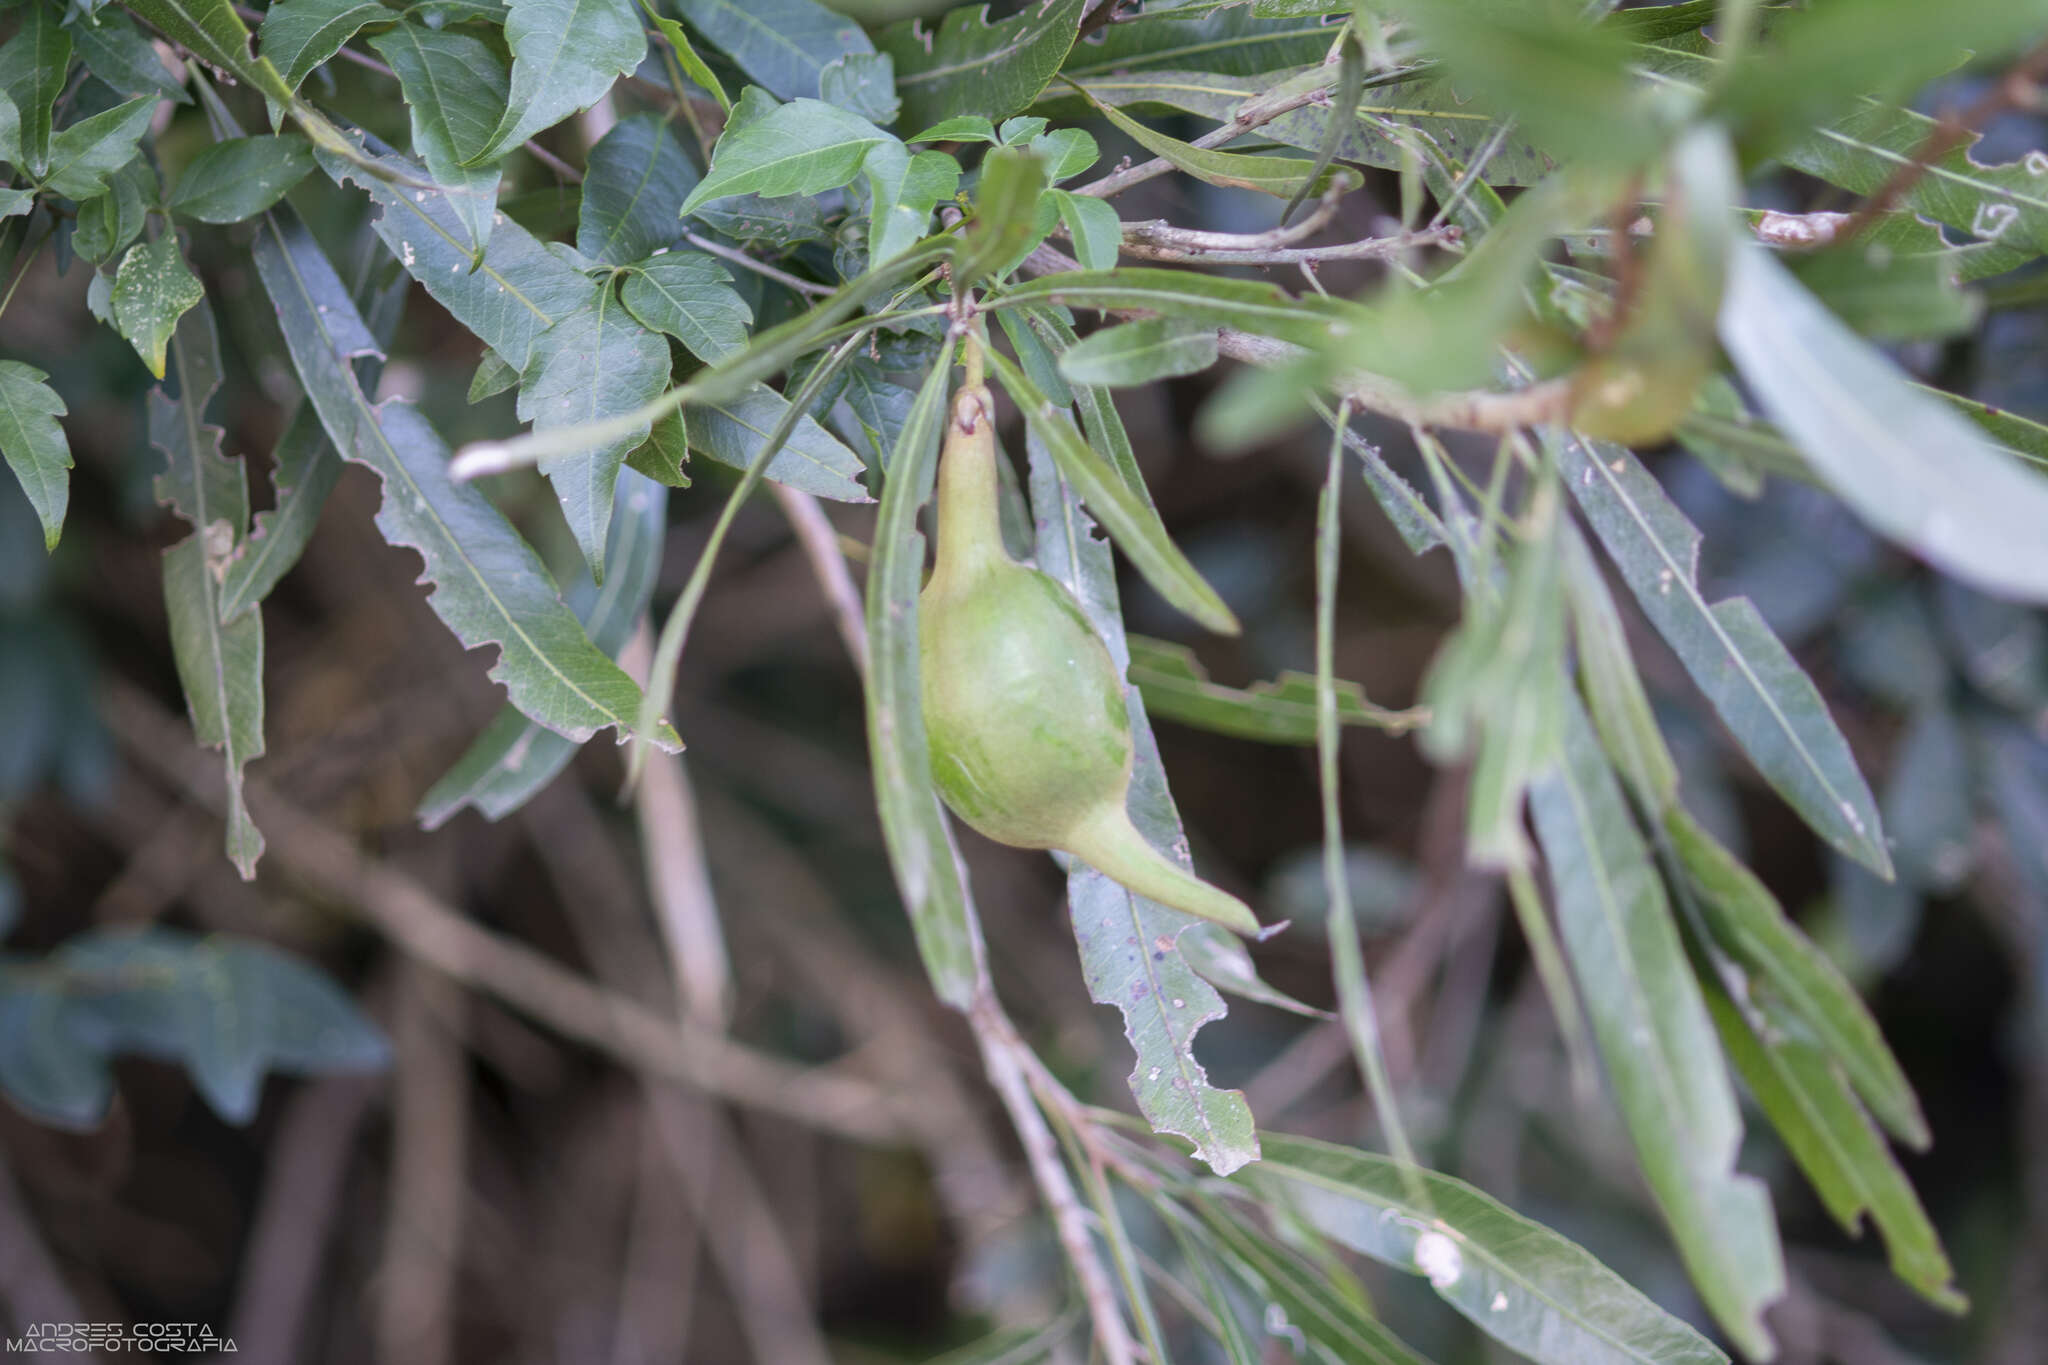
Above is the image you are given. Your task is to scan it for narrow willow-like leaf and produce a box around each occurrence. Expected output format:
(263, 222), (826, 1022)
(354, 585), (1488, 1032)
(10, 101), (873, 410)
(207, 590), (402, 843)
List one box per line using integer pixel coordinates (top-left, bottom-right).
(1721, 246), (2048, 605)
(1059, 5), (1332, 78)
(1058, 319), (1219, 388)
(640, 0), (728, 112)
(1529, 706), (1783, 1360)
(876, 0), (1087, 132)
(1076, 84), (1356, 199)
(151, 304), (265, 877)
(247, 199), (675, 749)
(366, 19), (505, 252)
(1249, 1134), (1730, 1365)
(1554, 432), (1890, 876)
(995, 268), (1360, 349)
(66, 7), (190, 104)
(1663, 805), (1927, 1149)
(165, 135), (316, 223)
(985, 346), (1237, 635)
(1561, 523), (1678, 811)
(954, 145), (1048, 288)
(219, 265), (406, 623)
(1126, 637), (1415, 745)
(0, 0), (68, 176)
(862, 359), (985, 1009)
(0, 362), (71, 551)
(1028, 431), (1257, 1176)
(419, 471), (668, 827)
(1702, 975), (1963, 1312)
(122, 0), (297, 102)
(1186, 1195), (1428, 1365)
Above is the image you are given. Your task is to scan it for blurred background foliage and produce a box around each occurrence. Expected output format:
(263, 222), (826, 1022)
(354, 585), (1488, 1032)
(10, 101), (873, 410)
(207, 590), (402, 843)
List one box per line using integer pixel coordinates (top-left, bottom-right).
(2, 1), (2048, 1363)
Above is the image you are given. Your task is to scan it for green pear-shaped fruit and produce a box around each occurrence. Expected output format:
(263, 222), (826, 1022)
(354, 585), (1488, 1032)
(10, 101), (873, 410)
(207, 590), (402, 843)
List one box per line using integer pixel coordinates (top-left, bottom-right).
(920, 383), (1260, 937)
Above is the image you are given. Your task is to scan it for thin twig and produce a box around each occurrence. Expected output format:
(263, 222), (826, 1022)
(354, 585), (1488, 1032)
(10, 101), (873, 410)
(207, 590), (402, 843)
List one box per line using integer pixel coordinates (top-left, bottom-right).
(1837, 35), (2048, 244)
(682, 230), (835, 296)
(1070, 77), (1350, 200)
(772, 485), (869, 676)
(1114, 222), (1460, 266)
(970, 990), (1137, 1365)
(99, 677), (913, 1147)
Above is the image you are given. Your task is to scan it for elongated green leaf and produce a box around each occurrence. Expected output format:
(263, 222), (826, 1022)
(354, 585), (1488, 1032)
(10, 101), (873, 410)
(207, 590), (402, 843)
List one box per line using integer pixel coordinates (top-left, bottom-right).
(151, 304), (265, 877)
(1562, 524), (1678, 812)
(367, 19), (506, 249)
(260, 0), (393, 95)
(863, 358), (985, 1008)
(1077, 86), (1357, 199)
(577, 112), (697, 267)
(686, 383), (870, 500)
(1663, 805), (1926, 1148)
(1702, 974), (1963, 1312)
(1186, 1196), (1428, 1365)
(475, 0), (643, 161)
(1061, 5), (1332, 78)
(419, 470), (667, 826)
(0, 362), (71, 552)
(123, 0), (296, 99)
(1722, 246), (2048, 605)
(167, 135), (316, 223)
(1059, 318), (1217, 388)
(1072, 67), (1553, 189)
(1528, 707), (1783, 1360)
(955, 144), (1047, 287)
(1251, 1133), (1731, 1365)
(0, 0), (69, 177)
(247, 197), (676, 748)
(985, 346), (1237, 635)
(1554, 432), (1891, 875)
(640, 0), (728, 112)
(41, 95), (156, 200)
(672, 0), (870, 101)
(1128, 636), (1413, 745)
(219, 258), (408, 623)
(620, 251), (750, 362)
(996, 268), (1358, 349)
(518, 282), (673, 577)
(66, 8), (190, 104)
(877, 0), (1087, 131)
(680, 98), (893, 214)
(1028, 432), (1257, 1175)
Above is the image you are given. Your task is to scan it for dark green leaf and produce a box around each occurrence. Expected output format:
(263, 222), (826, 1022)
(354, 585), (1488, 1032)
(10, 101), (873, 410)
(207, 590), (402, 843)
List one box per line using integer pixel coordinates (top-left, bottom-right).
(620, 250), (750, 362)
(70, 154), (153, 262)
(67, 8), (191, 103)
(640, 0), (729, 112)
(985, 346), (1236, 634)
(367, 18), (506, 249)
(260, 0), (394, 96)
(1062, 5), (1331, 79)
(517, 282), (674, 577)
(680, 97), (893, 213)
(671, 0), (871, 101)
(168, 135), (317, 223)
(248, 196), (677, 748)
(41, 95), (156, 200)
(685, 383), (869, 500)
(1079, 86), (1358, 199)
(1252, 1133), (1732, 1365)
(1128, 635), (1410, 745)
(1555, 432), (1892, 875)
(1528, 707), (1783, 1360)
(820, 49), (898, 125)
(877, 0), (1087, 132)
(954, 144), (1046, 286)
(0, 0), (70, 177)
(861, 142), (959, 264)
(1663, 806), (1928, 1149)
(1059, 318), (1218, 388)
(476, 0), (645, 162)
(418, 470), (668, 826)
(577, 112), (698, 266)
(1703, 973), (1963, 1312)
(0, 363), (72, 552)
(996, 267), (1360, 349)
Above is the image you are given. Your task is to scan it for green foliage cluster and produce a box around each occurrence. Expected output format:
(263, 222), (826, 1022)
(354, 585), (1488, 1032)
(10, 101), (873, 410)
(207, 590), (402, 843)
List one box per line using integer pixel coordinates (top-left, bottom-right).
(4, 0), (2048, 1360)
